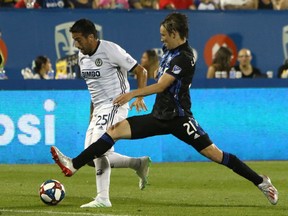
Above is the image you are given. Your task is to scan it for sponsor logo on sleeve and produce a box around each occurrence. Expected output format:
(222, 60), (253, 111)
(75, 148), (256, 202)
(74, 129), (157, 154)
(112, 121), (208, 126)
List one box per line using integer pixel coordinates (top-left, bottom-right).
(172, 65), (182, 74)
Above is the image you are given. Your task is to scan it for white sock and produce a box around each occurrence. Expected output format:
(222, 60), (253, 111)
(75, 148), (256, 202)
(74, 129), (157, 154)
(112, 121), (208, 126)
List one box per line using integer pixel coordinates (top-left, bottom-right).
(107, 152), (140, 171)
(94, 156), (111, 200)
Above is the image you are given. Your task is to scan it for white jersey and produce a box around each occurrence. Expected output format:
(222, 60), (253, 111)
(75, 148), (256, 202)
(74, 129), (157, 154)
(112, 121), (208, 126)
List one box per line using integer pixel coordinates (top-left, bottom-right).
(78, 40), (137, 108)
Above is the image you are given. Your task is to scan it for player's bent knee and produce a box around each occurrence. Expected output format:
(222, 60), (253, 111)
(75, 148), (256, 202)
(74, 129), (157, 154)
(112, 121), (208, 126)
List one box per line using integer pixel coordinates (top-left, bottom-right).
(107, 120), (131, 140)
(200, 144), (223, 163)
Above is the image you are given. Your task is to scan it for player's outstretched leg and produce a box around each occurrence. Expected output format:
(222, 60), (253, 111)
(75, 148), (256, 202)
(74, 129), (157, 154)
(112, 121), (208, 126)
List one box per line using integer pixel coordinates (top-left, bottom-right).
(136, 156), (152, 190)
(50, 146), (77, 177)
(257, 175), (278, 205)
(220, 152), (279, 205)
(201, 144), (279, 205)
(220, 151), (279, 205)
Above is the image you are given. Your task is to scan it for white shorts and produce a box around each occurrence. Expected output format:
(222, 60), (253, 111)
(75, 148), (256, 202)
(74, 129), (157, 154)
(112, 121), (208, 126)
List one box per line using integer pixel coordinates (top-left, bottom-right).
(84, 104), (128, 153)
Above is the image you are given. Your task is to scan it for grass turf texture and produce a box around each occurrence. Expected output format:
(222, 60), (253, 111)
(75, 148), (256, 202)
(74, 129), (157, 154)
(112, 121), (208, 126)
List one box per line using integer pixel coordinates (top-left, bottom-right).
(1, 161), (287, 216)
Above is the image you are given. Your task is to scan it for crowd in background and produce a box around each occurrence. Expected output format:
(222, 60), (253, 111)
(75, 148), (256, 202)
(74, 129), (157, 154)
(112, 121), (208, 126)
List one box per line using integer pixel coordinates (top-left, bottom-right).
(16, 47), (288, 80)
(0, 0), (287, 10)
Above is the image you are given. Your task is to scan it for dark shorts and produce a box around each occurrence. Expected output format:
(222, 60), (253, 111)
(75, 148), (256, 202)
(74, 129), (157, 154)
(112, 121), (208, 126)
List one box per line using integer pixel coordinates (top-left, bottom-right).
(126, 114), (213, 152)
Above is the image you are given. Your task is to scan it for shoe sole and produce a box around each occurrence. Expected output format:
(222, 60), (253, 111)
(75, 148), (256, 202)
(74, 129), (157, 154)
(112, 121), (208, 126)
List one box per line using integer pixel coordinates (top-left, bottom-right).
(50, 146), (73, 177)
(80, 203), (112, 208)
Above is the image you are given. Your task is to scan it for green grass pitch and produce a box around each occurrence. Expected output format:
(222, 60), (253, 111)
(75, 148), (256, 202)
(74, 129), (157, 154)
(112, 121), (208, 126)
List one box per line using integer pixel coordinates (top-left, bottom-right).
(1, 161), (288, 216)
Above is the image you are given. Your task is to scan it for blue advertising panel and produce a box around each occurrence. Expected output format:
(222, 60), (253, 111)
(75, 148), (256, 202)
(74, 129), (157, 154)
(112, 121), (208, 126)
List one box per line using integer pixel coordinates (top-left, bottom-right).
(0, 90), (90, 163)
(0, 9), (288, 80)
(0, 88), (287, 164)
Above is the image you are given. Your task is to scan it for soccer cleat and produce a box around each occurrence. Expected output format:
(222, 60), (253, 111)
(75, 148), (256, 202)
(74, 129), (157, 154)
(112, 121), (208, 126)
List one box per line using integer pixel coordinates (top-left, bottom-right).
(80, 197), (112, 208)
(50, 146), (77, 177)
(257, 175), (278, 205)
(136, 156), (152, 190)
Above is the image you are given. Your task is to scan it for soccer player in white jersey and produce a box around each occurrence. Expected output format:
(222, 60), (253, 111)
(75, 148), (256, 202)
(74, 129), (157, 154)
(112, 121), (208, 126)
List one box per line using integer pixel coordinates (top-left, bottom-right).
(67, 19), (151, 208)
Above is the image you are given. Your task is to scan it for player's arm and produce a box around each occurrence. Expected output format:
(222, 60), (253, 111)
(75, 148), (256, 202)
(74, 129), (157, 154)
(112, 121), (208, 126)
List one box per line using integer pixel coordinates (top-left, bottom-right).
(133, 64), (147, 89)
(130, 64), (148, 112)
(114, 72), (175, 106)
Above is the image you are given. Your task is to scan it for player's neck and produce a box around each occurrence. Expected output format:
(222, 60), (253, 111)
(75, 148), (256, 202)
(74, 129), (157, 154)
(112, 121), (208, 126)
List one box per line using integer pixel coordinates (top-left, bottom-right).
(171, 39), (186, 50)
(88, 40), (99, 56)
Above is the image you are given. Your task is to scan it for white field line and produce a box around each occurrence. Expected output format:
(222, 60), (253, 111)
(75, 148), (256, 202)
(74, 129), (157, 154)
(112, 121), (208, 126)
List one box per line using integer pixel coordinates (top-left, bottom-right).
(0, 209), (130, 216)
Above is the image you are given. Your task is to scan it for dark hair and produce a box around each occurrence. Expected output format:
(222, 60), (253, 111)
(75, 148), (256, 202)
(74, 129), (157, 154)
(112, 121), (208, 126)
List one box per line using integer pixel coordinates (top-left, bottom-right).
(33, 55), (48, 73)
(70, 19), (98, 38)
(145, 49), (158, 64)
(212, 47), (232, 72)
(161, 12), (189, 40)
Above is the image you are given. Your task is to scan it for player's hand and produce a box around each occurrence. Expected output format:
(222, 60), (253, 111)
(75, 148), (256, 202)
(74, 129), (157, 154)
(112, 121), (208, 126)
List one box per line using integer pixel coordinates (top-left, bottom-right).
(114, 94), (147, 112)
(130, 97), (147, 112)
(114, 92), (134, 107)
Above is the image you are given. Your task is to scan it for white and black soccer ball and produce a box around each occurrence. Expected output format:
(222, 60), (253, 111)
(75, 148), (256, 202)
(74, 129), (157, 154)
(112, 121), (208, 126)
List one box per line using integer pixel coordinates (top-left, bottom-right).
(39, 179), (65, 205)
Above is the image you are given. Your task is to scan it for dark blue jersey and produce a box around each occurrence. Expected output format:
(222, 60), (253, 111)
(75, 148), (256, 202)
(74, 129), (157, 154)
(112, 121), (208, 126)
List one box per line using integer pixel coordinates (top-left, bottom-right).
(152, 41), (195, 120)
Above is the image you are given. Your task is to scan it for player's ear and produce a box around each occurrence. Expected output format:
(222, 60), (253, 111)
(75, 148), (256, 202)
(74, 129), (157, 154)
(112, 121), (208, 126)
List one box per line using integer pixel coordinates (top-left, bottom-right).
(171, 30), (179, 39)
(171, 31), (176, 39)
(88, 34), (94, 41)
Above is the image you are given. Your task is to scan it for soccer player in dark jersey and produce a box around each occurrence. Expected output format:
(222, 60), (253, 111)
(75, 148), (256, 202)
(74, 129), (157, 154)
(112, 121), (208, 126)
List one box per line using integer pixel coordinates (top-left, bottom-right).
(51, 12), (278, 205)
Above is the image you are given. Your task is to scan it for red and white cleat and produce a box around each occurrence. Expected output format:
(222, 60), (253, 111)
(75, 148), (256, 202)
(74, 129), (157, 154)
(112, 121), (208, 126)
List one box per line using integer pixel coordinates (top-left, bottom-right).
(258, 175), (278, 205)
(50, 146), (77, 177)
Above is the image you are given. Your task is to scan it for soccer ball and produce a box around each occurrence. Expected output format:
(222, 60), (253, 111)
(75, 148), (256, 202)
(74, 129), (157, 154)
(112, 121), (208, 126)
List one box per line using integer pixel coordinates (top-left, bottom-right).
(39, 179), (65, 205)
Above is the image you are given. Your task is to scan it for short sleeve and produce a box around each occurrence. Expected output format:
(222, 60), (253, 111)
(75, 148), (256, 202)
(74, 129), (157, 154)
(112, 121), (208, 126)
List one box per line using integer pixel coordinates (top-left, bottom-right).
(105, 42), (137, 72)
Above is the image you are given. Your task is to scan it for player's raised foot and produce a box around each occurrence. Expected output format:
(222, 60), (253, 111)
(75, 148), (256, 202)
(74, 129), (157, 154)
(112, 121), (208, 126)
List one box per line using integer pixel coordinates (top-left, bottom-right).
(50, 146), (77, 177)
(80, 197), (112, 208)
(136, 156), (152, 190)
(257, 175), (278, 205)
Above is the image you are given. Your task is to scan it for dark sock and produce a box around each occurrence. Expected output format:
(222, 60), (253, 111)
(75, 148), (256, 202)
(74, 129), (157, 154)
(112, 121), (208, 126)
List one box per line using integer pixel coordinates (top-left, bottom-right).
(221, 152), (263, 186)
(72, 133), (114, 169)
